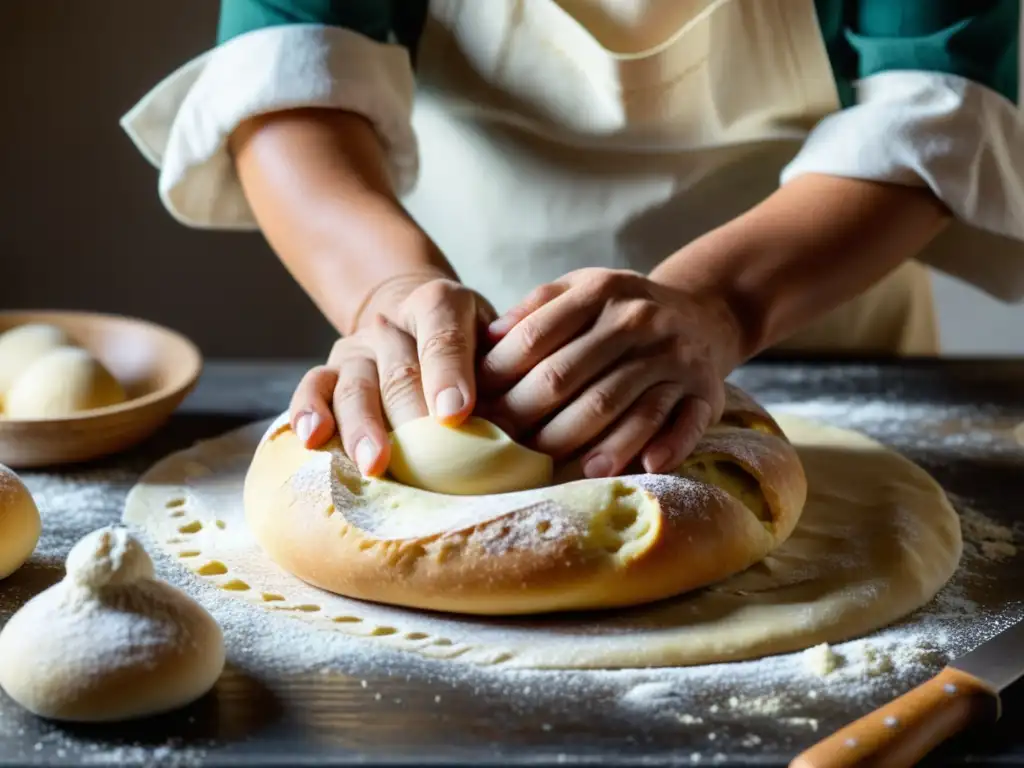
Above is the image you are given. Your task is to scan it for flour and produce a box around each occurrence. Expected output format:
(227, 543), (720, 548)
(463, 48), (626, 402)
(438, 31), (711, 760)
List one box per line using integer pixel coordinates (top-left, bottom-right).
(2, 393), (1022, 762)
(762, 398), (1012, 455)
(960, 507), (1019, 562)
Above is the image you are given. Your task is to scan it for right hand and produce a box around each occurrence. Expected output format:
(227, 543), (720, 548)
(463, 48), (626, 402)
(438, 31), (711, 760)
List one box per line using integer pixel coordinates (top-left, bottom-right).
(288, 278), (494, 476)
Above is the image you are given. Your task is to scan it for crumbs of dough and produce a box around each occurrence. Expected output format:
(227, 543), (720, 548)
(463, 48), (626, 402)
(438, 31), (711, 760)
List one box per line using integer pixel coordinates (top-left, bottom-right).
(960, 508), (1018, 562)
(804, 643), (842, 676)
(981, 541), (1017, 561)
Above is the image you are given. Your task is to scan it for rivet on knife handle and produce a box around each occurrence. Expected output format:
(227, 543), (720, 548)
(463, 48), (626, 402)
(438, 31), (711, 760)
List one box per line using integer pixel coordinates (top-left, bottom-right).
(789, 666), (1000, 768)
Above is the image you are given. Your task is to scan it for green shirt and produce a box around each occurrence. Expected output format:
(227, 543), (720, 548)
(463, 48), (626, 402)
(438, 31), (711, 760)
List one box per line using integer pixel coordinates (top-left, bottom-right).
(216, 0), (1020, 108)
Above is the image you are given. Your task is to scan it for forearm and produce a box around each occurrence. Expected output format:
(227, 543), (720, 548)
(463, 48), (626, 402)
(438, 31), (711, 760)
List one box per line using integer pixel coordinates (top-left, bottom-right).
(651, 174), (951, 362)
(229, 108), (455, 335)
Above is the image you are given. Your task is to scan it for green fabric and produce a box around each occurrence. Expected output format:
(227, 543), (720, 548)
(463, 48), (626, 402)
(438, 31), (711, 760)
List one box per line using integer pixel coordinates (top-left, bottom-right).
(816, 0), (1020, 107)
(217, 0), (429, 58)
(218, 0), (1019, 108)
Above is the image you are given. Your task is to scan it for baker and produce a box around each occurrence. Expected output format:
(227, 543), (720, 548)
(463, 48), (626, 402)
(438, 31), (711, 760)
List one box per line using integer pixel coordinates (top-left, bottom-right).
(123, 0), (1024, 481)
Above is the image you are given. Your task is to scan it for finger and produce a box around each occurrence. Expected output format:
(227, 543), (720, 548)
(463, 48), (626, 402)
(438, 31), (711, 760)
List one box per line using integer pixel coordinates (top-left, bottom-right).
(289, 365), (339, 449)
(493, 320), (634, 428)
(533, 356), (675, 460)
(333, 354), (391, 477)
(480, 286), (598, 389)
(577, 383), (684, 478)
(369, 316), (428, 429)
(406, 283), (479, 426)
(642, 395), (715, 474)
(486, 282), (566, 340)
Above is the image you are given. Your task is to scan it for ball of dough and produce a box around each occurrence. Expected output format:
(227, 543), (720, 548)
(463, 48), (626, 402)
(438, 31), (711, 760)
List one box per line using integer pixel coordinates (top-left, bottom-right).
(0, 324), (70, 408)
(4, 346), (127, 419)
(0, 464), (41, 579)
(0, 527), (225, 722)
(388, 416), (553, 495)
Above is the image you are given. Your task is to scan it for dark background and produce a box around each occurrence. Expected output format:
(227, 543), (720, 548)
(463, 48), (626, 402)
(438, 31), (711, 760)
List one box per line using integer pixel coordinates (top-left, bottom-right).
(1, 0), (1021, 359)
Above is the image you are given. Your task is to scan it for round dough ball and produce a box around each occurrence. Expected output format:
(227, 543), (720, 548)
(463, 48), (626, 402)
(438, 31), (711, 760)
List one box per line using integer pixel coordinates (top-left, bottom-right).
(4, 346), (127, 419)
(388, 416), (553, 495)
(0, 324), (70, 408)
(0, 527), (225, 722)
(0, 464), (41, 579)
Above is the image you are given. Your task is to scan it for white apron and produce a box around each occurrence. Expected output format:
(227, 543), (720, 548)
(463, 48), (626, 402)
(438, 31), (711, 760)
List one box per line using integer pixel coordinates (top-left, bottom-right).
(400, 0), (938, 356)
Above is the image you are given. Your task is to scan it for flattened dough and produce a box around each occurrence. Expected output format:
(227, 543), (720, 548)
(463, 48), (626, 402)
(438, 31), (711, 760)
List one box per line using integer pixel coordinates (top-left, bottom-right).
(124, 414), (962, 669)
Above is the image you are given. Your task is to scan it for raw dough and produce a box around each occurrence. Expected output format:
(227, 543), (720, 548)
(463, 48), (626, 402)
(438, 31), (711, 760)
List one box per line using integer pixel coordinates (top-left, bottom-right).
(123, 412), (962, 669)
(0, 463), (41, 579)
(0, 527), (225, 721)
(243, 387), (807, 615)
(388, 416), (553, 495)
(4, 346), (126, 418)
(0, 324), (70, 409)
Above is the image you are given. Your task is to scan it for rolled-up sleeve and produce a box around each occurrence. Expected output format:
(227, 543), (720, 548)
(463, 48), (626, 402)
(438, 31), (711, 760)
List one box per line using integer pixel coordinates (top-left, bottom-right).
(784, 0), (1024, 302)
(121, 0), (425, 229)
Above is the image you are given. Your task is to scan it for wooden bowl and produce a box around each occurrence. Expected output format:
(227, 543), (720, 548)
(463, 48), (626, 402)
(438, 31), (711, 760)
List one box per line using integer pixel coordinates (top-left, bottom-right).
(0, 310), (202, 468)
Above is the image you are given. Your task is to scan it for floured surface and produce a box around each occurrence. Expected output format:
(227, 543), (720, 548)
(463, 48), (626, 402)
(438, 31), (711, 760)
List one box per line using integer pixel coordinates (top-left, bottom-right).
(1, 360), (1022, 766)
(123, 414), (961, 669)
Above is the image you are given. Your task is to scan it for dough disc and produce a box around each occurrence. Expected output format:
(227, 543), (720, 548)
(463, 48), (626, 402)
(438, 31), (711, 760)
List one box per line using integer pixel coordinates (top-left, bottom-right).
(123, 414), (961, 669)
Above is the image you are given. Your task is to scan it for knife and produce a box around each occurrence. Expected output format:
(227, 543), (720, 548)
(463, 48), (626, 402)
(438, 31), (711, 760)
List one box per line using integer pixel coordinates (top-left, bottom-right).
(790, 616), (1024, 768)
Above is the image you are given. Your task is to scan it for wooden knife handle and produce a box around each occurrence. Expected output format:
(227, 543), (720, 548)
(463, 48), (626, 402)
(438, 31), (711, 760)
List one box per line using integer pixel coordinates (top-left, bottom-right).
(790, 667), (1000, 768)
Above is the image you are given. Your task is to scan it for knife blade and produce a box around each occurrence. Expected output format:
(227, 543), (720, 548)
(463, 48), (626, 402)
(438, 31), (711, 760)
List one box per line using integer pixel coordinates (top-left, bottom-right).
(790, 616), (1024, 768)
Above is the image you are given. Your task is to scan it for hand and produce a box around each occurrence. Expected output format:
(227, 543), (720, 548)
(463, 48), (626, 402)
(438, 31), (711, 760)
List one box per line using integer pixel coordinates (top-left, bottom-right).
(479, 268), (744, 477)
(288, 277), (494, 475)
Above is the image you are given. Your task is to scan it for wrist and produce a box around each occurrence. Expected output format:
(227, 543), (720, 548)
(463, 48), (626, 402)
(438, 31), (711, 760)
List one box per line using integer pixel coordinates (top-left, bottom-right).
(352, 267), (454, 332)
(651, 233), (771, 366)
(653, 175), (951, 360)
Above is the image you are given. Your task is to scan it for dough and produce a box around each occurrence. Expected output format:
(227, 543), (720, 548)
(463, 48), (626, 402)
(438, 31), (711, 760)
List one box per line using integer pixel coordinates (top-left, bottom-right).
(0, 527), (225, 721)
(388, 416), (553, 495)
(4, 346), (126, 419)
(0, 324), (70, 410)
(122, 409), (961, 669)
(242, 386), (807, 615)
(0, 464), (41, 579)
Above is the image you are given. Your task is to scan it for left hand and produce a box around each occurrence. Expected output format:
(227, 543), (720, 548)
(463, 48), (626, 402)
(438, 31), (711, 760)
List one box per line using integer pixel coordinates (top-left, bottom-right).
(478, 268), (745, 477)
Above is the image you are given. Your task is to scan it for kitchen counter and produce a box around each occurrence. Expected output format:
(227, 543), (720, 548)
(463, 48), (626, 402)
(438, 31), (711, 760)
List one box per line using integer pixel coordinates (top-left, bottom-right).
(1, 359), (1022, 768)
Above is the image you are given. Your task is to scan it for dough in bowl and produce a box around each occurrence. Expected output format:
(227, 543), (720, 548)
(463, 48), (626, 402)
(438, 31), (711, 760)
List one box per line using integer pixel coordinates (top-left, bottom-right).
(0, 463), (41, 579)
(0, 324), (70, 410)
(0, 527), (224, 722)
(243, 385), (807, 616)
(4, 346), (126, 419)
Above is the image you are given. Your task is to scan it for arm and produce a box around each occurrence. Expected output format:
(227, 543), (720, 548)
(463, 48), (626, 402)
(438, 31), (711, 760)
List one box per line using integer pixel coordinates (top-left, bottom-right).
(229, 109), (455, 335)
(650, 174), (951, 362)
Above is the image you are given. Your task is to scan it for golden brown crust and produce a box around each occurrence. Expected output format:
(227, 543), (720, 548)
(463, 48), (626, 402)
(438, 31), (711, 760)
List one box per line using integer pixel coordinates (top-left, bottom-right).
(244, 384), (807, 616)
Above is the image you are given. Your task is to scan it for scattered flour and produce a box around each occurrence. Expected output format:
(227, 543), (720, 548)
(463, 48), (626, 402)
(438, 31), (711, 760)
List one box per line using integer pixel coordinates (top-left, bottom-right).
(960, 508), (1019, 562)
(1, 386), (1021, 763)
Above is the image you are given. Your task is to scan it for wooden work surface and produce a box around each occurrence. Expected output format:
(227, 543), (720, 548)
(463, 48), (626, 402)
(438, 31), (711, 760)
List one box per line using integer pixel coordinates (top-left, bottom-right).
(0, 359), (1022, 767)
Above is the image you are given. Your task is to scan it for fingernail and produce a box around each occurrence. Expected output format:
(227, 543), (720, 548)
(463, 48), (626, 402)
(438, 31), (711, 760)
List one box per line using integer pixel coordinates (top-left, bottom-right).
(644, 446), (673, 475)
(354, 437), (378, 475)
(435, 387), (465, 420)
(583, 455), (612, 478)
(295, 411), (320, 444)
(488, 317), (512, 336)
